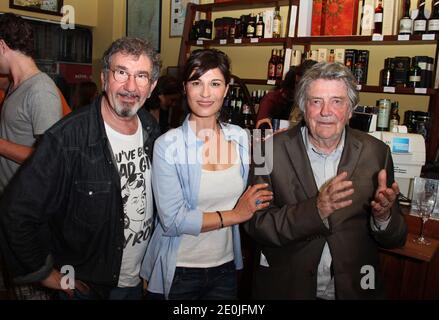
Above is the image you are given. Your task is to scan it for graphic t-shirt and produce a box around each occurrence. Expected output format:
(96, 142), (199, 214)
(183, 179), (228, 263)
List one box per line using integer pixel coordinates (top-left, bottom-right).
(105, 118), (153, 287)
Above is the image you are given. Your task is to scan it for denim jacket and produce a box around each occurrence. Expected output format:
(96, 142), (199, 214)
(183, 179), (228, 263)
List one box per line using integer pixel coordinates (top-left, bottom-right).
(140, 116), (250, 298)
(0, 96), (160, 288)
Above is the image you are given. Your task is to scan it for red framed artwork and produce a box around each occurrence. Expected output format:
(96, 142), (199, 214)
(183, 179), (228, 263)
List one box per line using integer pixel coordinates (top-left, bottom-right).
(312, 0), (360, 36)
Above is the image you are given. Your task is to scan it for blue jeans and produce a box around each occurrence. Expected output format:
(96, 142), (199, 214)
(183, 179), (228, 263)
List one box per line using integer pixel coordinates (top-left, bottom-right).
(58, 282), (142, 300)
(167, 260), (237, 300)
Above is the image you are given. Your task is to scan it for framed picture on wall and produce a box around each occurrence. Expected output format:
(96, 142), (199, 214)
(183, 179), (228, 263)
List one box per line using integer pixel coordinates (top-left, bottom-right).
(170, 0), (199, 37)
(126, 0), (162, 52)
(9, 0), (64, 16)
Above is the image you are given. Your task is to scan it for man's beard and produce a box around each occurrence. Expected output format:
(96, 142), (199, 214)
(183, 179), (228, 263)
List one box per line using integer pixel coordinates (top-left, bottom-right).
(114, 101), (142, 118)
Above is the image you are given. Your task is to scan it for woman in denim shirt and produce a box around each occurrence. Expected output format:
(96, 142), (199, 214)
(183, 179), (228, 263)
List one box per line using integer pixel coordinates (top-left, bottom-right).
(141, 49), (272, 300)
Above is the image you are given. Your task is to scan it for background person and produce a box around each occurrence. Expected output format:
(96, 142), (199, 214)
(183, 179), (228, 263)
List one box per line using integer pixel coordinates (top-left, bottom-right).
(143, 75), (183, 134)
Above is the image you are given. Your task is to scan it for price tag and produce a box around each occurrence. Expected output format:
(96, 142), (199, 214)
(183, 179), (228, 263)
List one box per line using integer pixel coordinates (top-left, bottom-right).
(250, 38), (259, 43)
(383, 86), (396, 93)
(397, 34), (410, 41)
(234, 38), (242, 44)
(196, 40), (203, 45)
(267, 80), (276, 85)
(372, 34), (384, 41)
(422, 34), (435, 40)
(356, 85), (362, 91)
(414, 88), (427, 94)
(219, 39), (227, 45)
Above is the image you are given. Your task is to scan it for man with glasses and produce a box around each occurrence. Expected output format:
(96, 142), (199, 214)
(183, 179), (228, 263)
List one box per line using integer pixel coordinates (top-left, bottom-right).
(0, 37), (161, 300)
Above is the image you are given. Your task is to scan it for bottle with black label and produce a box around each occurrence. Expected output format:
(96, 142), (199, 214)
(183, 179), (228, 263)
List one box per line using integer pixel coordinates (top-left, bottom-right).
(246, 14), (256, 38)
(399, 0), (413, 35)
(428, 0), (439, 33)
(413, 0), (428, 35)
(408, 57), (422, 87)
(380, 58), (394, 87)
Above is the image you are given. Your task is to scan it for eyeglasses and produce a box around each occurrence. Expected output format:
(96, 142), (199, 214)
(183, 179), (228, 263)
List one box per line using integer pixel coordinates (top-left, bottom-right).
(109, 68), (151, 87)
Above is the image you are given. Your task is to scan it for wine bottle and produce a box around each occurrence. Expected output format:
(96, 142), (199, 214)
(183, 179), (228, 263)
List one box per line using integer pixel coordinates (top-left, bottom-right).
(267, 49), (277, 81)
(275, 49), (284, 81)
(380, 58), (394, 87)
(255, 14), (264, 38)
(413, 0), (428, 35)
(428, 0), (439, 34)
(272, 7), (282, 38)
(408, 57), (422, 87)
(373, 0), (384, 34)
(399, 0), (413, 35)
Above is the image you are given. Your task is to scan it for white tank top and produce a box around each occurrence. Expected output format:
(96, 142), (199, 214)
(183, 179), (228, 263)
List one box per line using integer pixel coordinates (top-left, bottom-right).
(176, 162), (244, 268)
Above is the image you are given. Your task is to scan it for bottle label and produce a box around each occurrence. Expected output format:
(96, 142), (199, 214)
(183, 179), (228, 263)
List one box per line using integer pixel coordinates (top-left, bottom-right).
(409, 75), (421, 82)
(374, 13), (383, 23)
(418, 62), (428, 70)
(377, 105), (390, 129)
(268, 65), (276, 78)
(273, 20), (280, 35)
(247, 25), (255, 35)
(428, 19), (439, 31)
(256, 25), (263, 37)
(276, 64), (283, 78)
(414, 20), (427, 31)
(399, 18), (413, 33)
(242, 104), (251, 114)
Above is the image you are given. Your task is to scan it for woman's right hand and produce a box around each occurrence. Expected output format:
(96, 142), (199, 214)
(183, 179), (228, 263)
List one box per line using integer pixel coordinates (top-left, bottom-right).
(233, 183), (273, 223)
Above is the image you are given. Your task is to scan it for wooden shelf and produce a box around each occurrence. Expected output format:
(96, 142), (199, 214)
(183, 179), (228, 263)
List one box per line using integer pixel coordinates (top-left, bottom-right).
(380, 233), (439, 262)
(193, 0), (297, 12)
(359, 85), (436, 96)
(292, 34), (439, 45)
(241, 78), (279, 86)
(189, 37), (287, 47)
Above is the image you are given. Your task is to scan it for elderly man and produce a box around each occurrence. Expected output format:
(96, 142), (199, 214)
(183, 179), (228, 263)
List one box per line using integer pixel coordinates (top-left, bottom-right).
(0, 37), (161, 300)
(245, 62), (407, 300)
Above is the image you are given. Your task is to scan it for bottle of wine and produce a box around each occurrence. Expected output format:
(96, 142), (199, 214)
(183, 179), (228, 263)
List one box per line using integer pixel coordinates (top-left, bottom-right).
(408, 57), (422, 87)
(246, 14), (256, 38)
(380, 58), (394, 87)
(399, 0), (413, 35)
(428, 0), (439, 33)
(267, 49), (277, 81)
(272, 7), (282, 38)
(255, 14), (264, 38)
(389, 102), (401, 132)
(275, 49), (284, 81)
(413, 0), (428, 35)
(373, 0), (384, 34)
(353, 55), (366, 84)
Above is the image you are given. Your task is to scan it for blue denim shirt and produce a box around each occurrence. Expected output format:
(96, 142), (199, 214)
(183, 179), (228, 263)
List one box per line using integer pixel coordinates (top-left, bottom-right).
(140, 116), (250, 298)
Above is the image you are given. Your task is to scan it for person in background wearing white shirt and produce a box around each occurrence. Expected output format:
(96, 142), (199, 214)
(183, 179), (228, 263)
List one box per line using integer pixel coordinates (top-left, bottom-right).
(244, 61), (407, 299)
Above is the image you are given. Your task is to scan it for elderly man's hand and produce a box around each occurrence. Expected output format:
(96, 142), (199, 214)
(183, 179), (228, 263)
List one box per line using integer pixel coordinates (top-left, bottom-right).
(317, 171), (354, 219)
(371, 169), (399, 222)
